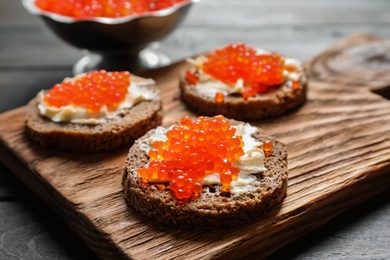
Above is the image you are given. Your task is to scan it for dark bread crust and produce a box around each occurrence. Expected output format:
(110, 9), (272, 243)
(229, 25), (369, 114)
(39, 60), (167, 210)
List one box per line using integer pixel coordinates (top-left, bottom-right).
(123, 120), (288, 229)
(25, 76), (162, 153)
(179, 70), (308, 121)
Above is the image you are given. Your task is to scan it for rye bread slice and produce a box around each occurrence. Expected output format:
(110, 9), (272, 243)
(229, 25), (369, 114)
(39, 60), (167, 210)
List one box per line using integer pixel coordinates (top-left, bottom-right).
(25, 75), (162, 153)
(179, 69), (308, 121)
(123, 119), (288, 229)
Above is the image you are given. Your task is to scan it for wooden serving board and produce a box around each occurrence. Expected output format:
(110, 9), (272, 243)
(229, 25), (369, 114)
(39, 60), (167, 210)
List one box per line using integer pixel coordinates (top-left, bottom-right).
(1, 34), (390, 259)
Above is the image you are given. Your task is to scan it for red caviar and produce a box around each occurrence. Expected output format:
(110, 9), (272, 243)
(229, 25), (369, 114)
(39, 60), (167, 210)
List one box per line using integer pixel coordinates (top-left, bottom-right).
(138, 115), (245, 200)
(215, 91), (225, 104)
(35, 0), (188, 18)
(263, 140), (273, 157)
(43, 70), (130, 113)
(292, 81), (300, 91)
(185, 71), (199, 85)
(201, 43), (285, 98)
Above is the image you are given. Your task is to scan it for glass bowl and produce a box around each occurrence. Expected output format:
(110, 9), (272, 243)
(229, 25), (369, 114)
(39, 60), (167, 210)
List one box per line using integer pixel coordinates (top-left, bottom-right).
(21, 0), (200, 74)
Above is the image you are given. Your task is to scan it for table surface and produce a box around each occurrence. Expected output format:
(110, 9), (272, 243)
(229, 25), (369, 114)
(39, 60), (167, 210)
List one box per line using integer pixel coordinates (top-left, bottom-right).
(1, 0), (389, 259)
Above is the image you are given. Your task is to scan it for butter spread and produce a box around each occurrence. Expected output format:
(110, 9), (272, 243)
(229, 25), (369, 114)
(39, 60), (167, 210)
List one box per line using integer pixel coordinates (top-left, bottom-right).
(142, 123), (266, 195)
(38, 75), (158, 125)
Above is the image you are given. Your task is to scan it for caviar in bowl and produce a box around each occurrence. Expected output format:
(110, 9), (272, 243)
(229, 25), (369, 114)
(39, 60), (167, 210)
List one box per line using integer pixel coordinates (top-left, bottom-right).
(21, 0), (199, 73)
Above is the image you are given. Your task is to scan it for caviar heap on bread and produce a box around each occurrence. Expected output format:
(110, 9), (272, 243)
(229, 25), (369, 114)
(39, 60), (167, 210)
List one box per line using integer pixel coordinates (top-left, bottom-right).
(180, 43), (308, 120)
(25, 70), (162, 153)
(34, 0), (189, 18)
(123, 115), (288, 229)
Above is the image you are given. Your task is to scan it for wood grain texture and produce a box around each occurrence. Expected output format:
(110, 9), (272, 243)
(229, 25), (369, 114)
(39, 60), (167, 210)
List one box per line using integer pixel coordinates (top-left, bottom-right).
(308, 34), (390, 92)
(1, 35), (390, 259)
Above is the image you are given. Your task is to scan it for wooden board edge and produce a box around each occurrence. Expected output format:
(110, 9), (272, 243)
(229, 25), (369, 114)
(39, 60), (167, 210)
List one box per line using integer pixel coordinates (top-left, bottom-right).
(253, 165), (390, 259)
(2, 130), (390, 259)
(0, 141), (129, 259)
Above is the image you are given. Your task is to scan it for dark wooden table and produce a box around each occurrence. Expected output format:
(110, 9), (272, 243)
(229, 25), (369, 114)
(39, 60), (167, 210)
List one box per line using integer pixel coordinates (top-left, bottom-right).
(1, 0), (389, 259)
